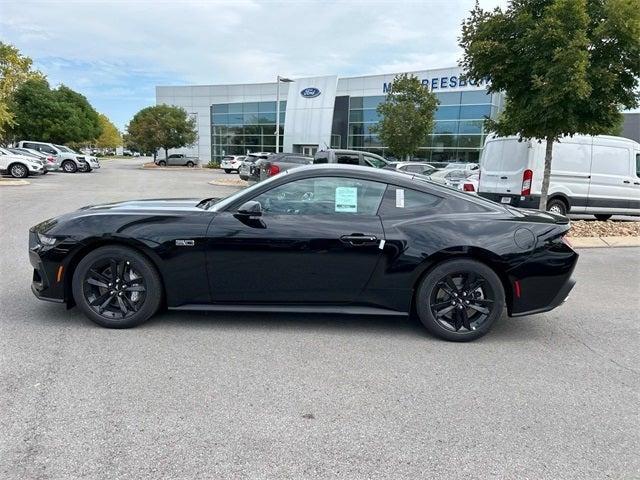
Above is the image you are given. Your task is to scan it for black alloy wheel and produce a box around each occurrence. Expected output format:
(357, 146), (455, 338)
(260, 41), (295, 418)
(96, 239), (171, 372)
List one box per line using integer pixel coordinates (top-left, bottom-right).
(9, 163), (28, 178)
(62, 160), (77, 173)
(72, 246), (162, 328)
(416, 259), (505, 341)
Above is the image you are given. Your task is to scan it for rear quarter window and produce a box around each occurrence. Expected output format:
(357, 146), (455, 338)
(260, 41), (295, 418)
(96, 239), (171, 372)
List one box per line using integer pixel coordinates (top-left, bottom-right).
(378, 186), (441, 217)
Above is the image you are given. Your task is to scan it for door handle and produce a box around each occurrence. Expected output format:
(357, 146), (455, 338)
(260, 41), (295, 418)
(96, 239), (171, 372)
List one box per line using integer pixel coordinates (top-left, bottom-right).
(623, 180), (630, 184)
(634, 182), (640, 185)
(340, 234), (378, 245)
(500, 176), (508, 179)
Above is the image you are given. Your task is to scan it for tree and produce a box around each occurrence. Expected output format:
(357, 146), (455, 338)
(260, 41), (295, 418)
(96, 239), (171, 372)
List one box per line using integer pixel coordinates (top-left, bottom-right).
(371, 74), (438, 159)
(10, 78), (103, 144)
(0, 42), (44, 141)
(460, 0), (640, 211)
(126, 105), (197, 160)
(95, 114), (122, 149)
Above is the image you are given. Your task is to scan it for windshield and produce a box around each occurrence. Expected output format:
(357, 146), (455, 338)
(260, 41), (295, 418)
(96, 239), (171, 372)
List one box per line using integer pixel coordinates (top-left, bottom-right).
(55, 145), (79, 154)
(210, 170), (290, 211)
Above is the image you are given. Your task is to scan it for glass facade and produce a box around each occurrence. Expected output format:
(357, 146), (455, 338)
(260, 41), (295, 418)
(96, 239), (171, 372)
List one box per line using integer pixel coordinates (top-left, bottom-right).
(211, 101), (286, 161)
(347, 90), (501, 162)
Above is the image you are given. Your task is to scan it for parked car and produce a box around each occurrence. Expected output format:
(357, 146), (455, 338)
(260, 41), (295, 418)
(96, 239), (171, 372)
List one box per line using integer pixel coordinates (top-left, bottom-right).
(478, 134), (640, 219)
(0, 147), (45, 178)
(8, 148), (59, 172)
(220, 155), (247, 173)
(155, 153), (199, 167)
(17, 141), (89, 173)
(458, 173), (480, 193)
(56, 145), (100, 172)
(444, 162), (479, 171)
(428, 168), (475, 189)
(393, 161), (437, 176)
(29, 164), (578, 342)
(257, 153), (313, 181)
(239, 153), (271, 181)
(313, 149), (389, 168)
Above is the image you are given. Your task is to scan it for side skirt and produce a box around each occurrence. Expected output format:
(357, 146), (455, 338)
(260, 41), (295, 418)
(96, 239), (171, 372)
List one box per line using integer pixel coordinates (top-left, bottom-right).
(169, 304), (408, 316)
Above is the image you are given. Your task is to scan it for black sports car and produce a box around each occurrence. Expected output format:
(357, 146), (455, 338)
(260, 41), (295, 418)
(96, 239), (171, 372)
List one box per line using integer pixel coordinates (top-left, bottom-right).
(29, 164), (578, 341)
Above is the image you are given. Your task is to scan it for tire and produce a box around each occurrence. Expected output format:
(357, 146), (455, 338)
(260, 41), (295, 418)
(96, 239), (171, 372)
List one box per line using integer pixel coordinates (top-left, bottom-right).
(224, 169), (231, 174)
(79, 163), (91, 172)
(158, 160), (166, 167)
(72, 245), (163, 328)
(9, 163), (28, 178)
(415, 259), (505, 342)
(62, 160), (78, 173)
(546, 198), (568, 216)
(186, 161), (195, 168)
(594, 214), (612, 221)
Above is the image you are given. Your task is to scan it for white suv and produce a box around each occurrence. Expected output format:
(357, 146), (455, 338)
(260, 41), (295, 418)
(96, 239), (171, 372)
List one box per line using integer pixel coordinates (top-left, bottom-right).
(0, 147), (45, 178)
(17, 141), (98, 173)
(220, 155), (247, 173)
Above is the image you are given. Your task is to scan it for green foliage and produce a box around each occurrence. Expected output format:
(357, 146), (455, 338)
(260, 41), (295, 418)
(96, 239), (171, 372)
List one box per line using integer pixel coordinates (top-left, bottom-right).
(126, 105), (197, 159)
(95, 114), (122, 149)
(460, 0), (640, 209)
(0, 42), (44, 140)
(371, 74), (438, 159)
(10, 78), (102, 144)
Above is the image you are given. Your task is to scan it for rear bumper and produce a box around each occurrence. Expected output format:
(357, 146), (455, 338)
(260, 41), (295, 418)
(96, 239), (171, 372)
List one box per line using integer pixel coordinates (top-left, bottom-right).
(479, 192), (541, 209)
(510, 277), (576, 317)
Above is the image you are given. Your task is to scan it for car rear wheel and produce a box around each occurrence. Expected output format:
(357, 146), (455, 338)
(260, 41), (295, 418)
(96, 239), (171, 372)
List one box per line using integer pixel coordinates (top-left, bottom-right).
(72, 246), (162, 328)
(158, 160), (166, 166)
(546, 198), (567, 216)
(594, 214), (612, 221)
(62, 160), (77, 173)
(186, 161), (195, 168)
(9, 163), (28, 178)
(416, 259), (505, 341)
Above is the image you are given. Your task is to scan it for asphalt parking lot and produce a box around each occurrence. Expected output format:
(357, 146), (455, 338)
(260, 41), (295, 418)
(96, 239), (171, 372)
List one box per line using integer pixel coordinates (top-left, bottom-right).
(1, 158), (639, 479)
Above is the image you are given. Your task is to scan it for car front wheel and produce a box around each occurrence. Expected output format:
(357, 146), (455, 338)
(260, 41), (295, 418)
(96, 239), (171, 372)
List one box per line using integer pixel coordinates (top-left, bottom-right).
(72, 245), (162, 328)
(186, 161), (195, 167)
(224, 169), (231, 174)
(9, 163), (28, 178)
(416, 259), (505, 341)
(62, 160), (77, 173)
(158, 160), (166, 167)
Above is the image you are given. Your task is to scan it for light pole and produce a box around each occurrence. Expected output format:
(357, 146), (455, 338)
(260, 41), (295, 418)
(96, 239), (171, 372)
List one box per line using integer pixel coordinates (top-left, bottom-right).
(275, 75), (293, 153)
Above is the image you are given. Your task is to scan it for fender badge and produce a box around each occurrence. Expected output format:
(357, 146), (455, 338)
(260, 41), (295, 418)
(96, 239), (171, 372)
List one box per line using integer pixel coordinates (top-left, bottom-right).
(176, 240), (195, 246)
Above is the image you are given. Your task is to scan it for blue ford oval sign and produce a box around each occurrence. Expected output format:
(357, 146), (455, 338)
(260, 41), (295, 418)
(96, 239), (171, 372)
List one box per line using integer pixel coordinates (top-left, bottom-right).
(300, 87), (321, 98)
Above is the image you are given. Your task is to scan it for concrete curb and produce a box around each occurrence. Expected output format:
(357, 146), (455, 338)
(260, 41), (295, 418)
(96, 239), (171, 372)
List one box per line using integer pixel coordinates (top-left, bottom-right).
(0, 179), (30, 186)
(569, 236), (640, 248)
(208, 179), (248, 187)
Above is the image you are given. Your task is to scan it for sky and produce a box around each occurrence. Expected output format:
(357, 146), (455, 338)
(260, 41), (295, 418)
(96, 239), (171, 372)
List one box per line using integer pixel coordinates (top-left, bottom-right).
(0, 0), (507, 130)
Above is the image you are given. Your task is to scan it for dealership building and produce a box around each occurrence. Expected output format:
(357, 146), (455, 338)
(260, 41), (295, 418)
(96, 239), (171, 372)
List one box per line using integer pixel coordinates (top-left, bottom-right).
(156, 66), (508, 164)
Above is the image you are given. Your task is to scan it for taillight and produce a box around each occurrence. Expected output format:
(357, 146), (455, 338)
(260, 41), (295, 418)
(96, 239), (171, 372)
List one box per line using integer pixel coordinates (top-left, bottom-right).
(268, 164), (280, 176)
(47, 156), (55, 163)
(463, 183), (475, 192)
(521, 169), (533, 196)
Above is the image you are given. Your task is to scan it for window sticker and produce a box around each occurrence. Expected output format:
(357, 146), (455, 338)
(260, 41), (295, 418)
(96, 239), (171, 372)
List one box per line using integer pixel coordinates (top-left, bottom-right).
(396, 188), (405, 208)
(335, 187), (358, 212)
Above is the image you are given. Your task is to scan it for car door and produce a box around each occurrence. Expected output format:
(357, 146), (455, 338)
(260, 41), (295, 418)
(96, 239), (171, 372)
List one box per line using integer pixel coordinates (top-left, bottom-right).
(205, 175), (387, 304)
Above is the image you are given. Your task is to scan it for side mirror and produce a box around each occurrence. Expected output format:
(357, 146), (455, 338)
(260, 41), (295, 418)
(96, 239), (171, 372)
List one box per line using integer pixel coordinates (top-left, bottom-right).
(237, 200), (262, 217)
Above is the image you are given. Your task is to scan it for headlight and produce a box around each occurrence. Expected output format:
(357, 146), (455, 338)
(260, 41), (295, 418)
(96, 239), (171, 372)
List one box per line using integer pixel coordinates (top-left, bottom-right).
(37, 233), (57, 246)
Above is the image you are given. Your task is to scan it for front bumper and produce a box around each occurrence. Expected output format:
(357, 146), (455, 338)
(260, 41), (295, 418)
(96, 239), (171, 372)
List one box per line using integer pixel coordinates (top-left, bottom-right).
(29, 230), (68, 303)
(478, 192), (541, 209)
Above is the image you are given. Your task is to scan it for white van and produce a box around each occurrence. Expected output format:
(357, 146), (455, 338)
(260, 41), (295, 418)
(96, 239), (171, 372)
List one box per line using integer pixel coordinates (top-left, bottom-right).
(478, 134), (640, 219)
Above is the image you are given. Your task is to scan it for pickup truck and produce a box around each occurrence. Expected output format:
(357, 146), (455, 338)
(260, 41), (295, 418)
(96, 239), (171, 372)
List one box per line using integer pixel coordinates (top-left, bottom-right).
(155, 153), (199, 167)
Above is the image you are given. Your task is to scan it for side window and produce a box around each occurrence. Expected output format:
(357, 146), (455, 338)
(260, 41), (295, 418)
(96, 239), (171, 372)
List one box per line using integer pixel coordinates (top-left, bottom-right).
(251, 176), (387, 216)
(43, 147), (57, 154)
(378, 185), (441, 217)
(336, 153), (360, 165)
(363, 154), (386, 168)
(23, 142), (37, 150)
(636, 153), (640, 178)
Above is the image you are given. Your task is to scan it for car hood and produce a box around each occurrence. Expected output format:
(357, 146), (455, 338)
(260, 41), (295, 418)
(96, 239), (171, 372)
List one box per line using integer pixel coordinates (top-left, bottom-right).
(78, 198), (206, 212)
